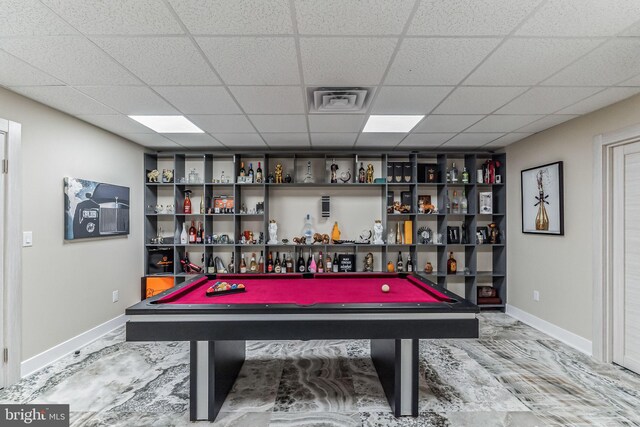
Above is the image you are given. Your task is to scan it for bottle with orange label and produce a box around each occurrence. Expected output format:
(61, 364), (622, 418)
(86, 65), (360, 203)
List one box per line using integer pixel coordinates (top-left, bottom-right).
(184, 190), (192, 214)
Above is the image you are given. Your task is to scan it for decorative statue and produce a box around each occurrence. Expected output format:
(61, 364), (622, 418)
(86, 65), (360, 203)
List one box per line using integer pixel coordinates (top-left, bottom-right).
(303, 161), (314, 183)
(268, 220), (278, 244)
(331, 221), (341, 243)
(275, 163), (283, 184)
(363, 252), (374, 272)
(147, 169), (160, 182)
(162, 169), (173, 183)
(330, 159), (339, 183)
(284, 173), (292, 183)
(339, 169), (351, 183)
(366, 164), (374, 183)
(373, 220), (384, 244)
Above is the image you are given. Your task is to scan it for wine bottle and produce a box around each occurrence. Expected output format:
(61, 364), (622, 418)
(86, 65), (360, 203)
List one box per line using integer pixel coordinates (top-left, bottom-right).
(297, 250), (306, 272)
(332, 253), (339, 272)
(250, 253), (258, 273)
(266, 251), (273, 273)
(274, 252), (282, 273)
(207, 254), (216, 274)
(281, 253), (286, 273)
(239, 253), (247, 273)
(248, 163), (254, 183)
(228, 252), (235, 273)
(257, 250), (264, 272)
(396, 251), (404, 272)
(180, 223), (188, 244)
(406, 255), (413, 272)
(447, 252), (457, 274)
(184, 190), (192, 214)
(240, 162), (246, 177)
(189, 221), (197, 244)
(307, 250), (314, 272)
(317, 251), (324, 273)
(256, 162), (263, 183)
(286, 252), (294, 273)
(196, 221), (202, 244)
(325, 253), (332, 272)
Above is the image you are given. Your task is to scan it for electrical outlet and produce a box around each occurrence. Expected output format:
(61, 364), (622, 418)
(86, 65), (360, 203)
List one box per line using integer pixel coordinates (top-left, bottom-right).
(23, 231), (33, 247)
(533, 290), (540, 301)
(112, 290), (119, 303)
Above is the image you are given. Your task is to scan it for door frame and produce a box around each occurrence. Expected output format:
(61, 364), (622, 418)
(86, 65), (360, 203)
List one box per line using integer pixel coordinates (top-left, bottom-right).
(593, 123), (640, 362)
(0, 119), (22, 387)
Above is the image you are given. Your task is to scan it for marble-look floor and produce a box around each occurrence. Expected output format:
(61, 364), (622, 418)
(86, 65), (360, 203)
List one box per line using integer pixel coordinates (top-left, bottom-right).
(2, 313), (640, 426)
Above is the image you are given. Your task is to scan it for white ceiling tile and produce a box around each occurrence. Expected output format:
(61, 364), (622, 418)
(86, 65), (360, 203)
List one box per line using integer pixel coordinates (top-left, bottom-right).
(77, 114), (154, 134)
(434, 87), (527, 114)
(187, 115), (255, 133)
(249, 115), (307, 133)
(621, 74), (640, 86)
(557, 87), (640, 114)
(398, 133), (455, 148)
(42, 0), (183, 35)
(0, 0), (77, 36)
(409, 0), (542, 36)
(229, 86), (305, 114)
(261, 133), (310, 148)
(169, 0), (293, 35)
(543, 39), (640, 86)
(165, 133), (225, 148)
(308, 115), (366, 133)
(483, 133), (533, 148)
(371, 86), (453, 114)
(153, 86), (241, 114)
(496, 87), (600, 114)
(414, 115), (484, 133)
(621, 19), (640, 36)
(442, 133), (504, 147)
(516, 115), (579, 133)
(295, 0), (415, 35)
(385, 38), (500, 85)
(213, 133), (267, 147)
(93, 37), (220, 85)
(0, 51), (62, 86)
(310, 133), (358, 147)
(197, 37), (299, 85)
(516, 0), (640, 37)
(75, 86), (178, 115)
(467, 115), (544, 132)
(11, 86), (116, 115)
(355, 133), (406, 147)
(465, 38), (600, 86)
(300, 37), (397, 86)
(121, 133), (182, 148)
(0, 36), (138, 85)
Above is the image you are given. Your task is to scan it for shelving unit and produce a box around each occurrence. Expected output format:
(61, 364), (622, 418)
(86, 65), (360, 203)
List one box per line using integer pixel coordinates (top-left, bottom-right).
(143, 151), (506, 310)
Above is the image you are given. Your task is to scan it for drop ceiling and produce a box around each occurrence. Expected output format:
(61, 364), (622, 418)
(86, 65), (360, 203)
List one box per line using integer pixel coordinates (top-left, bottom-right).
(2, 0), (640, 151)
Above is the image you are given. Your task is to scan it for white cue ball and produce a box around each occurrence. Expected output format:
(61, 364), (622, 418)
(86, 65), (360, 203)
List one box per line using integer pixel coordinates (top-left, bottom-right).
(381, 284), (390, 293)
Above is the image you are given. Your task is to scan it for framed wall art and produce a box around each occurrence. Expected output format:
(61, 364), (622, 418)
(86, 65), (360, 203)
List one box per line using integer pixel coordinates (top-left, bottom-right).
(521, 161), (564, 235)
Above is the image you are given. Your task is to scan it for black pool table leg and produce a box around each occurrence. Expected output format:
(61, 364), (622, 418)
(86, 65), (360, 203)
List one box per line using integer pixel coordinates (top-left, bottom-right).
(370, 338), (419, 417)
(189, 340), (246, 421)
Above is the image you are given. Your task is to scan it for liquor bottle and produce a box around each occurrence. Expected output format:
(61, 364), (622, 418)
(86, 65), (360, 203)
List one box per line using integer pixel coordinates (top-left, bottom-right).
(196, 221), (202, 244)
(332, 253), (339, 272)
(358, 162), (365, 183)
(317, 251), (324, 273)
(406, 255), (413, 272)
(180, 223), (188, 244)
(267, 251), (273, 273)
(445, 190), (451, 214)
(306, 250), (314, 272)
(452, 191), (460, 214)
(461, 191), (468, 214)
(446, 166), (451, 183)
(184, 190), (192, 214)
(451, 162), (459, 183)
(239, 253), (247, 273)
(248, 163), (254, 183)
(274, 252), (282, 273)
(239, 162), (246, 177)
(258, 251), (265, 273)
(297, 250), (306, 272)
(447, 252), (457, 275)
(396, 222), (403, 244)
(462, 167), (470, 184)
(303, 214), (314, 244)
(207, 254), (216, 274)
(387, 261), (395, 273)
(396, 251), (404, 272)
(256, 162), (263, 183)
(325, 253), (332, 272)
(189, 221), (197, 244)
(281, 253), (286, 273)
(286, 253), (294, 273)
(249, 253), (258, 273)
(228, 252), (235, 273)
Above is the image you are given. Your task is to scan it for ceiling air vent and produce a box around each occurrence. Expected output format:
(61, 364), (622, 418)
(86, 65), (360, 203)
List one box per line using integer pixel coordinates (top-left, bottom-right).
(307, 87), (374, 113)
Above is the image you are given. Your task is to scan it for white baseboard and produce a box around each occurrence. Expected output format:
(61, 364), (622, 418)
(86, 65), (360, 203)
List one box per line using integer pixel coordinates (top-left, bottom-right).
(20, 314), (127, 378)
(505, 304), (593, 356)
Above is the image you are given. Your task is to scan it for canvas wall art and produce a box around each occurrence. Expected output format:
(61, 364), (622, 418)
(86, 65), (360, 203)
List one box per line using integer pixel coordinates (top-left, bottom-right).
(521, 162), (564, 235)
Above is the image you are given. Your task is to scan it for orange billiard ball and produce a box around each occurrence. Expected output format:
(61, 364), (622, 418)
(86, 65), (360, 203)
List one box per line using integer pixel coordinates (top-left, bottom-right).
(381, 284), (390, 293)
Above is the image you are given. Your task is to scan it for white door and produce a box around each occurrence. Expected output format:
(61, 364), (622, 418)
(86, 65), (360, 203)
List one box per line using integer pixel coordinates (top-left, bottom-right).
(0, 131), (5, 388)
(613, 141), (640, 374)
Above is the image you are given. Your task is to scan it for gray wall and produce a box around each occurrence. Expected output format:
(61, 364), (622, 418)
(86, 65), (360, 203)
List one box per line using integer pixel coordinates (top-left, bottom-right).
(0, 87), (144, 361)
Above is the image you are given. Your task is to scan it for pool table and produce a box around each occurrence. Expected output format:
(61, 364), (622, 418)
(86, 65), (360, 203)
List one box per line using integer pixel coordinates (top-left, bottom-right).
(126, 273), (478, 421)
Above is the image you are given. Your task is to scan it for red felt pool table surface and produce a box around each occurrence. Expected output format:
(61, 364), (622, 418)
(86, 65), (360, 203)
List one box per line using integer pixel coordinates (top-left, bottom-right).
(155, 273), (452, 306)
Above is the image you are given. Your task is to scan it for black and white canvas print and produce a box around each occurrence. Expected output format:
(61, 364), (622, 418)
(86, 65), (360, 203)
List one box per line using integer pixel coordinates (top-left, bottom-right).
(64, 177), (130, 240)
(521, 162), (564, 235)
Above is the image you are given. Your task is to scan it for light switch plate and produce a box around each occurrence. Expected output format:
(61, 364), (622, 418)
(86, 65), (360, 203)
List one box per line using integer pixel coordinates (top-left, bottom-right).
(23, 231), (33, 247)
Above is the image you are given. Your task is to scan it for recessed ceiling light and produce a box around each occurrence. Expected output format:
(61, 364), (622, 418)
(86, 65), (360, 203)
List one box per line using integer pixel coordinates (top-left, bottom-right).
(129, 115), (204, 133)
(362, 115), (424, 133)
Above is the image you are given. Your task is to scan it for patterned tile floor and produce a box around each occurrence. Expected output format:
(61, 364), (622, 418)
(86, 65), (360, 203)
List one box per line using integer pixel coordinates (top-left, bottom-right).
(2, 313), (639, 426)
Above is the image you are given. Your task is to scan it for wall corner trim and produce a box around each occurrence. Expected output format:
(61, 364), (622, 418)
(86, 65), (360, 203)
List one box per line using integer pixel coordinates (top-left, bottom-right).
(506, 304), (593, 356)
(20, 315), (127, 378)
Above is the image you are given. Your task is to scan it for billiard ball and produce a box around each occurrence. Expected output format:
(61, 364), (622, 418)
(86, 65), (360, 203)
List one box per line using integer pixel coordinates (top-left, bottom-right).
(381, 284), (390, 293)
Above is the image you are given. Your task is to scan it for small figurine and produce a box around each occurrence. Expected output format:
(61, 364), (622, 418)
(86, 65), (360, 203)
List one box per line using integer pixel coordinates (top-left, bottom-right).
(331, 159), (339, 183)
(489, 223), (499, 244)
(303, 161), (314, 183)
(275, 163), (283, 184)
(268, 220), (278, 244)
(363, 253), (374, 272)
(339, 169), (351, 183)
(331, 221), (341, 243)
(373, 220), (384, 244)
(267, 174), (274, 183)
(424, 261), (433, 274)
(366, 164), (374, 183)
(147, 169), (160, 182)
(284, 173), (292, 183)
(162, 169), (173, 183)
